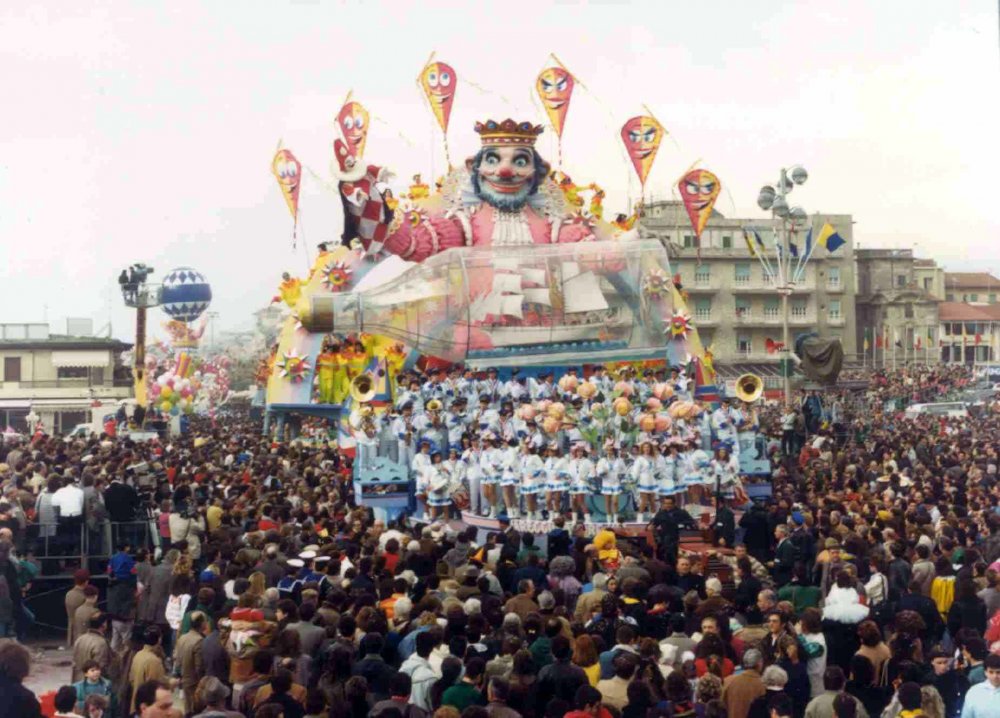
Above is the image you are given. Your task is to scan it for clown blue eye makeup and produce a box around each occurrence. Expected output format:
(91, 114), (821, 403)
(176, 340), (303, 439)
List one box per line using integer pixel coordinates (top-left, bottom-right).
(484, 151), (500, 165)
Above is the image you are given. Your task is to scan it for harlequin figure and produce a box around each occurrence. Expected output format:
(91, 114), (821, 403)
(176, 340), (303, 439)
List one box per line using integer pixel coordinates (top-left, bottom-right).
(316, 341), (349, 404)
(273, 272), (302, 307)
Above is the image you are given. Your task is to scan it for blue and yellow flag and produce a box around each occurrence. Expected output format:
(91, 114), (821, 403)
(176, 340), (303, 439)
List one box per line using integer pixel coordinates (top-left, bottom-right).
(815, 222), (845, 252)
(742, 229), (758, 258)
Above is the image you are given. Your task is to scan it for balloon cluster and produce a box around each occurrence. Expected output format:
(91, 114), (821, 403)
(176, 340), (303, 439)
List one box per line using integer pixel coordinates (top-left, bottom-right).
(510, 377), (703, 449)
(147, 354), (232, 416)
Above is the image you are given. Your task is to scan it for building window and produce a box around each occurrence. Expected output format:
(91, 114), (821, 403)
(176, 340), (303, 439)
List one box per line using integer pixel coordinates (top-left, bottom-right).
(57, 411), (88, 434)
(57, 366), (88, 379)
(735, 297), (751, 320)
(2, 357), (20, 382)
(946, 293), (954, 301)
(737, 334), (752, 354)
(791, 299), (807, 318)
(695, 265), (711, 286)
(763, 297), (779, 320)
(896, 275), (906, 287)
(828, 299), (842, 320)
(970, 293), (979, 302)
(683, 235), (696, 249)
(827, 266), (841, 289)
(924, 277), (933, 291)
(721, 235), (733, 249)
(694, 298), (712, 321)
(904, 304), (914, 319)
(991, 294), (997, 303)
(734, 262), (751, 286)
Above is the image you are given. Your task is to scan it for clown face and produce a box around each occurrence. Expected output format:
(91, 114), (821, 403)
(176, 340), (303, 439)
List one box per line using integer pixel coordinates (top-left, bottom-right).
(420, 61), (457, 133)
(536, 67), (574, 136)
(678, 169), (721, 237)
(337, 101), (370, 157)
(621, 115), (664, 186)
(471, 145), (540, 211)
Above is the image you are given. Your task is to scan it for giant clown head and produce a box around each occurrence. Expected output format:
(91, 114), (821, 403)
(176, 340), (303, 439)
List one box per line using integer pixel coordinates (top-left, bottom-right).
(337, 101), (370, 158)
(621, 115), (665, 186)
(467, 119), (549, 212)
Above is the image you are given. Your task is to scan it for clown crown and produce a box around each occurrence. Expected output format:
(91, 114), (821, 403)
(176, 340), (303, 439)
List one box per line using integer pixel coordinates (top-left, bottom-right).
(474, 119), (544, 147)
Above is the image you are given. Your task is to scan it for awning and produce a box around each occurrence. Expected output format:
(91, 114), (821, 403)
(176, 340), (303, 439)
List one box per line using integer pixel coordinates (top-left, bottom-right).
(51, 350), (109, 368)
(0, 400), (31, 409)
(24, 398), (104, 408)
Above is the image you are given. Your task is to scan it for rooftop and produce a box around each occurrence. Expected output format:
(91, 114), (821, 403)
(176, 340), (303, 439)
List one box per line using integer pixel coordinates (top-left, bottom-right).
(0, 334), (132, 351)
(937, 302), (1000, 321)
(944, 272), (1000, 289)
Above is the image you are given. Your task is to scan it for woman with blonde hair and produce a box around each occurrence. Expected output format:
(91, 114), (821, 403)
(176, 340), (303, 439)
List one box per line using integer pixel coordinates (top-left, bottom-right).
(572, 634), (600, 686)
(248, 571), (267, 598)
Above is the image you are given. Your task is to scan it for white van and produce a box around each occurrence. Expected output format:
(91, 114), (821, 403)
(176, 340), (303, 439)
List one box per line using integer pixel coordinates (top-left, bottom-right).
(903, 402), (969, 419)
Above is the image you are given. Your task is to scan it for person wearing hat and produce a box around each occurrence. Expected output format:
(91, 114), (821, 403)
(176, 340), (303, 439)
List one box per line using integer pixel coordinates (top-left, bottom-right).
(596, 440), (625, 525)
(545, 441), (571, 520)
(680, 436), (711, 506)
(463, 435), (485, 517)
(192, 675), (241, 718)
(520, 442), (545, 520)
(631, 441), (658, 523)
(392, 402), (417, 474)
(424, 450), (453, 521)
(569, 443), (595, 526)
(444, 398), (468, 451)
(499, 439), (521, 519)
(479, 433), (503, 518)
(479, 368), (502, 404)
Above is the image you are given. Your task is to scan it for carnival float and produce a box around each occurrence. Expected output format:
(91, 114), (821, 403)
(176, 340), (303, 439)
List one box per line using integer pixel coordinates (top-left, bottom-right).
(256, 54), (777, 530)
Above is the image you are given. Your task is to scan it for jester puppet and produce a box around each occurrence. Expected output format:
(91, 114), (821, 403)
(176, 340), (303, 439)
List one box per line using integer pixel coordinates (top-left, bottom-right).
(332, 119), (598, 261)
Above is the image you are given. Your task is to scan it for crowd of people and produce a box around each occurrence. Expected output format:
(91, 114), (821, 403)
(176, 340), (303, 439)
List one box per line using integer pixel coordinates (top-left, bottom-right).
(0, 363), (999, 718)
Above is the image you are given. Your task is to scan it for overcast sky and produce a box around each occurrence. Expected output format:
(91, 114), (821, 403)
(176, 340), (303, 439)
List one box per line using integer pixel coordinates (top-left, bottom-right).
(1, 1), (998, 341)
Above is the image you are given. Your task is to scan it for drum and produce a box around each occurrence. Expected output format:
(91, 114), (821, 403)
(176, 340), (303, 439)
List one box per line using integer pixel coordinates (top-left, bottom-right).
(450, 486), (470, 510)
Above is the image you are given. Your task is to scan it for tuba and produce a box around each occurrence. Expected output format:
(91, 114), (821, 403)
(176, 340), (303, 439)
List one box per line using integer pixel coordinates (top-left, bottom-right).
(350, 373), (376, 404)
(734, 373), (764, 403)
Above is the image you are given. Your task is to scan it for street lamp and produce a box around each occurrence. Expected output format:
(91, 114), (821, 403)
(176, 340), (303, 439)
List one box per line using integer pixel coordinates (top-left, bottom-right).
(756, 166), (810, 407)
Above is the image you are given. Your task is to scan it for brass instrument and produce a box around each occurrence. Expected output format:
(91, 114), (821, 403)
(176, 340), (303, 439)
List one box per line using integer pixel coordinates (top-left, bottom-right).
(426, 398), (443, 413)
(350, 373), (376, 403)
(734, 373), (764, 404)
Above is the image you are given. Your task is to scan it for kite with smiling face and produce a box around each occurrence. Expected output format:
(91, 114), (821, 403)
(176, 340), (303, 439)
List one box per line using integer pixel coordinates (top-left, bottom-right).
(271, 148), (302, 222)
(420, 61), (457, 134)
(620, 115), (665, 187)
(337, 100), (370, 158)
(678, 169), (721, 240)
(536, 67), (575, 138)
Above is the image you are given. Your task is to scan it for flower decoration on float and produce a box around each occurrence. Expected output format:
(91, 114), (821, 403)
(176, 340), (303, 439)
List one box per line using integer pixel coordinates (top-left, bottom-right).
(669, 311), (694, 338)
(643, 268), (670, 298)
(322, 261), (354, 292)
(276, 349), (311, 382)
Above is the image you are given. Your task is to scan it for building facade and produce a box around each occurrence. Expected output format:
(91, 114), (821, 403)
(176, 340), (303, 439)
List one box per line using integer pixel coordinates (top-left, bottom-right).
(640, 201), (857, 374)
(943, 272), (1000, 304)
(938, 302), (1000, 364)
(855, 249), (941, 365)
(0, 323), (133, 433)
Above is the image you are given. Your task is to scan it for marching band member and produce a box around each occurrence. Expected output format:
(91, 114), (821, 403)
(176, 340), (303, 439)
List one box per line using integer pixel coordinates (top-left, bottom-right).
(670, 367), (691, 400)
(462, 437), (484, 516)
(473, 395), (500, 435)
(529, 371), (556, 401)
(479, 433), (503, 518)
(411, 439), (433, 481)
(631, 440), (658, 523)
(421, 368), (449, 403)
(711, 397), (740, 454)
(596, 439), (623, 525)
(500, 438), (521, 518)
(505, 369), (528, 402)
(664, 443), (684, 505)
(424, 450), (452, 521)
(709, 446), (746, 504)
(444, 398), (467, 453)
(520, 443), (545, 520)
(478, 367), (503, 404)
(392, 403), (417, 473)
(395, 377), (424, 413)
(569, 442), (595, 525)
(545, 442), (569, 518)
(656, 441), (678, 503)
(456, 368), (479, 406)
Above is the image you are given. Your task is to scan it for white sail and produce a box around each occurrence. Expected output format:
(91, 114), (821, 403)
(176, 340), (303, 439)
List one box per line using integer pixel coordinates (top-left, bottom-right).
(501, 296), (525, 319)
(562, 271), (609, 313)
(521, 268), (547, 285)
(493, 273), (523, 293)
(522, 288), (553, 306)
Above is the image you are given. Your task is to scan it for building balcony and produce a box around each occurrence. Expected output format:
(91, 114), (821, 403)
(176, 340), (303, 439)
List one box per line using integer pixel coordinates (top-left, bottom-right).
(693, 313), (718, 327)
(734, 280), (815, 294)
(788, 312), (818, 326)
(826, 315), (846, 326)
(686, 280), (720, 293)
(825, 281), (844, 293)
(0, 381), (132, 400)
